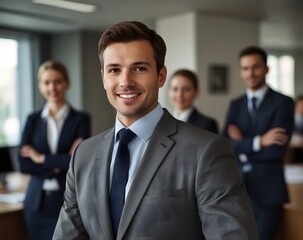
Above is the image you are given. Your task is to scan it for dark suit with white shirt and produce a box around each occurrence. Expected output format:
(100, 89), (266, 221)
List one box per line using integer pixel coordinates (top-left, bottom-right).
(188, 108), (218, 133)
(19, 107), (91, 240)
(222, 87), (294, 240)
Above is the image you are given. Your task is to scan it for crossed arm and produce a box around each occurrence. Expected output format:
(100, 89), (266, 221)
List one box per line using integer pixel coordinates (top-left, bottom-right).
(223, 96), (294, 161)
(20, 138), (82, 164)
(227, 125), (288, 148)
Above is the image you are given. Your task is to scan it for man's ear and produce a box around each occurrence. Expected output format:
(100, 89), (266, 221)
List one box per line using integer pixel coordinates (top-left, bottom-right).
(158, 66), (167, 88)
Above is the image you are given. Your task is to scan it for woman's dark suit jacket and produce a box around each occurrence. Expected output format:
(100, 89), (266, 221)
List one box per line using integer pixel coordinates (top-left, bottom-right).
(188, 108), (218, 134)
(19, 107), (91, 212)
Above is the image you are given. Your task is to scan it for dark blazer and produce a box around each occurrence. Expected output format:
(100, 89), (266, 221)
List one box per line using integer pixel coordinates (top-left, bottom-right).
(53, 109), (258, 240)
(188, 108), (218, 133)
(19, 107), (91, 212)
(222, 88), (294, 206)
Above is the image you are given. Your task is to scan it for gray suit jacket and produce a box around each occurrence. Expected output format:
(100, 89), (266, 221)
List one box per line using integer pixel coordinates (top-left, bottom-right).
(53, 110), (258, 240)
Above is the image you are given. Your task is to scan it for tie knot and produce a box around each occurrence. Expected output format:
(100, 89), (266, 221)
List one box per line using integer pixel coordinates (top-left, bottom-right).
(251, 96), (258, 111)
(118, 128), (136, 145)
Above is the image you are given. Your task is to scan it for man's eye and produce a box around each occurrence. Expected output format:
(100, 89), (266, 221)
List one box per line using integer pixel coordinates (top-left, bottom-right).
(108, 68), (120, 73)
(134, 67), (146, 72)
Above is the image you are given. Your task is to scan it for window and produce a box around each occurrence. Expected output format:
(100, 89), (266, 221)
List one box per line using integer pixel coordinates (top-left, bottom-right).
(0, 30), (38, 147)
(267, 54), (294, 98)
(0, 38), (20, 146)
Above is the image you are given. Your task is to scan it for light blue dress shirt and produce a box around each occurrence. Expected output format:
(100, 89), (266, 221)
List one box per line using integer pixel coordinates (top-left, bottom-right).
(110, 104), (164, 200)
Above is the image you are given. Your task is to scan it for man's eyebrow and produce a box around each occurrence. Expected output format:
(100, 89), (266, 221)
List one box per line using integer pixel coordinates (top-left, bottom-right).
(105, 62), (151, 69)
(105, 63), (120, 68)
(132, 61), (151, 66)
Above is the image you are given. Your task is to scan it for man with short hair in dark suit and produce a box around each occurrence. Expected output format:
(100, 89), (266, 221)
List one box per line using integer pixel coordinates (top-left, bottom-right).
(222, 46), (294, 240)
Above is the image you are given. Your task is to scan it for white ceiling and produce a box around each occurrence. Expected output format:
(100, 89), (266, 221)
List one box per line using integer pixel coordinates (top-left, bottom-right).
(0, 0), (303, 49)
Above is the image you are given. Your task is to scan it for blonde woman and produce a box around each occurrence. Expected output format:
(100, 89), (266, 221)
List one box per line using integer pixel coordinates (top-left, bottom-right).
(19, 60), (91, 240)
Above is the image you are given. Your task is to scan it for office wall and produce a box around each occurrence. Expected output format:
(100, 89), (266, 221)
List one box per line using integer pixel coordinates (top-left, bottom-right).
(196, 14), (259, 130)
(156, 12), (197, 110)
(157, 12), (259, 130)
(294, 52), (303, 97)
(51, 32), (115, 135)
(51, 32), (83, 109)
(260, 22), (303, 51)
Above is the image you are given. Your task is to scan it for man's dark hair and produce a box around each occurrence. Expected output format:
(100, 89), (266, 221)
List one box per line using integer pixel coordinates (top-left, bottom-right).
(295, 95), (303, 104)
(170, 69), (199, 90)
(239, 46), (267, 65)
(98, 21), (166, 74)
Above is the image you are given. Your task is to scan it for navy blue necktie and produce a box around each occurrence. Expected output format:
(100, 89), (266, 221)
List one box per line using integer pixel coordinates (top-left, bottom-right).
(251, 96), (258, 118)
(110, 128), (136, 238)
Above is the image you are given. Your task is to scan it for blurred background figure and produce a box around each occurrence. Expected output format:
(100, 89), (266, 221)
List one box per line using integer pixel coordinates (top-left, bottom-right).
(18, 60), (91, 240)
(222, 46), (294, 240)
(289, 95), (303, 163)
(168, 69), (218, 133)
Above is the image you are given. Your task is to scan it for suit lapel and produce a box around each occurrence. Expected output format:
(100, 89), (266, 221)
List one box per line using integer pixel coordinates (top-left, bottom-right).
(57, 108), (74, 150)
(239, 97), (253, 129)
(94, 129), (115, 240)
(117, 110), (177, 240)
(254, 88), (273, 119)
(39, 117), (51, 153)
(250, 88), (273, 130)
(187, 108), (198, 124)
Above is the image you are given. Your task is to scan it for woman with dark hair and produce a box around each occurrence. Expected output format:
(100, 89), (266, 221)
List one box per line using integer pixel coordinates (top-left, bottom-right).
(169, 69), (218, 133)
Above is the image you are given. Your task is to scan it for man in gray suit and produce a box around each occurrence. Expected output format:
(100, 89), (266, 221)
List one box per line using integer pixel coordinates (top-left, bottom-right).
(53, 21), (259, 240)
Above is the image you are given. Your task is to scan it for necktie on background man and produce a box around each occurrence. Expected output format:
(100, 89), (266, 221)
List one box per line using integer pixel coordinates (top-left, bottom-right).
(110, 128), (136, 238)
(251, 96), (258, 118)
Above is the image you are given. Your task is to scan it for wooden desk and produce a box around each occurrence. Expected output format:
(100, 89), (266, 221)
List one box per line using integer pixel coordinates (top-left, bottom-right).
(277, 164), (303, 240)
(0, 173), (29, 240)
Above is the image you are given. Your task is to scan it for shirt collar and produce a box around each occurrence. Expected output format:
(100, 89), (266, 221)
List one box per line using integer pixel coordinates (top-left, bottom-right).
(246, 85), (269, 102)
(114, 103), (164, 142)
(173, 107), (194, 122)
(41, 103), (70, 120)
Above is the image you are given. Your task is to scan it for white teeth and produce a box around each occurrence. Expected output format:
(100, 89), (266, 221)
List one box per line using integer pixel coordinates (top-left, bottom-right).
(120, 94), (138, 99)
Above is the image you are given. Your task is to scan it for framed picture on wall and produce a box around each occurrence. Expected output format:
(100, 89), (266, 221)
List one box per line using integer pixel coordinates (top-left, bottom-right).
(208, 64), (229, 94)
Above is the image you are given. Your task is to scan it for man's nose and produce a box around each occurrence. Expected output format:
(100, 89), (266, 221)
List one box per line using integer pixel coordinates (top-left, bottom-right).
(120, 70), (134, 87)
(176, 90), (183, 98)
(176, 89), (186, 98)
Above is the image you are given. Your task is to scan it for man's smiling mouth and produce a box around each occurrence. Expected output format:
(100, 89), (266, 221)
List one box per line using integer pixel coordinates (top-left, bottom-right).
(119, 93), (140, 99)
